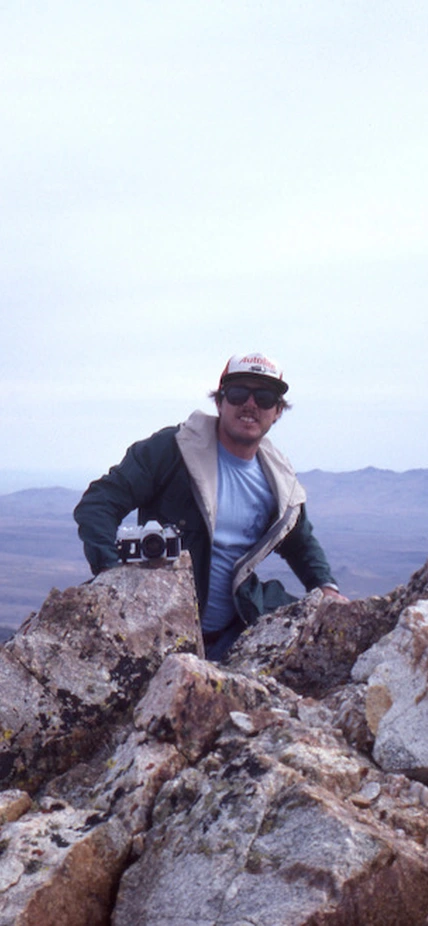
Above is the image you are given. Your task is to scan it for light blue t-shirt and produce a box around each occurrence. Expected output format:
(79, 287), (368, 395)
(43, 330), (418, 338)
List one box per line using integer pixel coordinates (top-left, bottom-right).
(201, 443), (276, 634)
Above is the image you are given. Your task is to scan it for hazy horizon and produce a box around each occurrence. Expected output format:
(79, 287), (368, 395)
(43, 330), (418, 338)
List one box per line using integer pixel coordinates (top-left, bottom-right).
(1, 461), (428, 496)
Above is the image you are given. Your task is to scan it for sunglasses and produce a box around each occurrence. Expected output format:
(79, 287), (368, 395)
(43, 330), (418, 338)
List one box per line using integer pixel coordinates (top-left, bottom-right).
(221, 384), (281, 410)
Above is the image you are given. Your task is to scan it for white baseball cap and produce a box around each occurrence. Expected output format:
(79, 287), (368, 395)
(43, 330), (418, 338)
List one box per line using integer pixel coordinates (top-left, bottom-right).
(219, 351), (288, 394)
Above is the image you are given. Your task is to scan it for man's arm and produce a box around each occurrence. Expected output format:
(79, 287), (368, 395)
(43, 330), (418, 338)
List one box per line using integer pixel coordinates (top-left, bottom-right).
(74, 447), (152, 574)
(276, 504), (345, 597)
(74, 429), (179, 575)
(74, 468), (135, 575)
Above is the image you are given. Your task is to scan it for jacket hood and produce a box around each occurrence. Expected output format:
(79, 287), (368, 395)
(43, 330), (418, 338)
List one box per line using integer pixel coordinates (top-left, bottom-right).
(176, 411), (219, 539)
(176, 409), (306, 528)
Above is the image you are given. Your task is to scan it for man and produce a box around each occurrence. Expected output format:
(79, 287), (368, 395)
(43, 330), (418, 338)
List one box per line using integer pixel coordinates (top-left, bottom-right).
(74, 351), (345, 660)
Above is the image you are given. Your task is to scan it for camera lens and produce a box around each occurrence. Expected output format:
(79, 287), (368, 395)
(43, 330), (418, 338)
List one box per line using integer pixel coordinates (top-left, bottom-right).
(141, 532), (166, 559)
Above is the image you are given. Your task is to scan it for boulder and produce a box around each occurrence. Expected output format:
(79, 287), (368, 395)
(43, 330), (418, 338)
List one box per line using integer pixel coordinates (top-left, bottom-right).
(353, 599), (428, 776)
(134, 651), (273, 761)
(0, 797), (129, 926)
(112, 711), (428, 926)
(225, 587), (400, 694)
(0, 553), (201, 790)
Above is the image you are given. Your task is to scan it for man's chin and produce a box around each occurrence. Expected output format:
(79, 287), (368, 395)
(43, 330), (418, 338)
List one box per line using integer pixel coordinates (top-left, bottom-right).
(233, 426), (261, 444)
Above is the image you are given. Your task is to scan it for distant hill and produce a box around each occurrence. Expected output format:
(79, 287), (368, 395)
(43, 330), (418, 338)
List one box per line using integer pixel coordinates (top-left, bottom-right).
(0, 470), (93, 494)
(296, 467), (428, 519)
(0, 469), (427, 639)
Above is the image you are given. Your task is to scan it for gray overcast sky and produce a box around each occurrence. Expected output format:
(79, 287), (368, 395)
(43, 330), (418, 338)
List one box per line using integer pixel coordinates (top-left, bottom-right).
(1, 0), (427, 488)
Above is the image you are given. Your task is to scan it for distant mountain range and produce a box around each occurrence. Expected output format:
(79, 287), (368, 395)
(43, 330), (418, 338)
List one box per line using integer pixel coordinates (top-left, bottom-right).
(0, 468), (427, 641)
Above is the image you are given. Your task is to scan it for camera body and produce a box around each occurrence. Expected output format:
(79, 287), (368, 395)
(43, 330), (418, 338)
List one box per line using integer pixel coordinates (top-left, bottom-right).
(116, 520), (182, 563)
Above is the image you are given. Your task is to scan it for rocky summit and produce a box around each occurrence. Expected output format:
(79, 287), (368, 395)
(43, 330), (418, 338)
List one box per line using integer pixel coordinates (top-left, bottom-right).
(1, 552), (428, 924)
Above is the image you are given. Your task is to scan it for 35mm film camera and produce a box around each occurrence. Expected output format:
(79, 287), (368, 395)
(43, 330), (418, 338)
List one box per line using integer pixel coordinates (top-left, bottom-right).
(116, 520), (182, 563)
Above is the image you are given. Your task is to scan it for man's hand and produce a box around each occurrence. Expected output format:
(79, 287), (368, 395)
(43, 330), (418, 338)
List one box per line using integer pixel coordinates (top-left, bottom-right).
(320, 586), (350, 603)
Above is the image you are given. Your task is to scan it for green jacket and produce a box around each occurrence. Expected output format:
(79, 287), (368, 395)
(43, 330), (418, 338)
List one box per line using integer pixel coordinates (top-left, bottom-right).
(74, 411), (337, 625)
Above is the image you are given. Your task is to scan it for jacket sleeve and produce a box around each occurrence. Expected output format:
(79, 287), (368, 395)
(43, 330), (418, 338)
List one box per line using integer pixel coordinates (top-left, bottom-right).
(275, 504), (338, 591)
(73, 428), (178, 575)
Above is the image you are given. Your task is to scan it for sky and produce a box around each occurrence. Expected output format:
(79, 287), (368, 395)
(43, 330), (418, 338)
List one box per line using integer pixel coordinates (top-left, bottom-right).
(1, 0), (427, 491)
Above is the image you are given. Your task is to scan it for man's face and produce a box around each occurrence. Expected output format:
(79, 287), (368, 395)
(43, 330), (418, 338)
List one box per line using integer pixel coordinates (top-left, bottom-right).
(217, 376), (283, 458)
